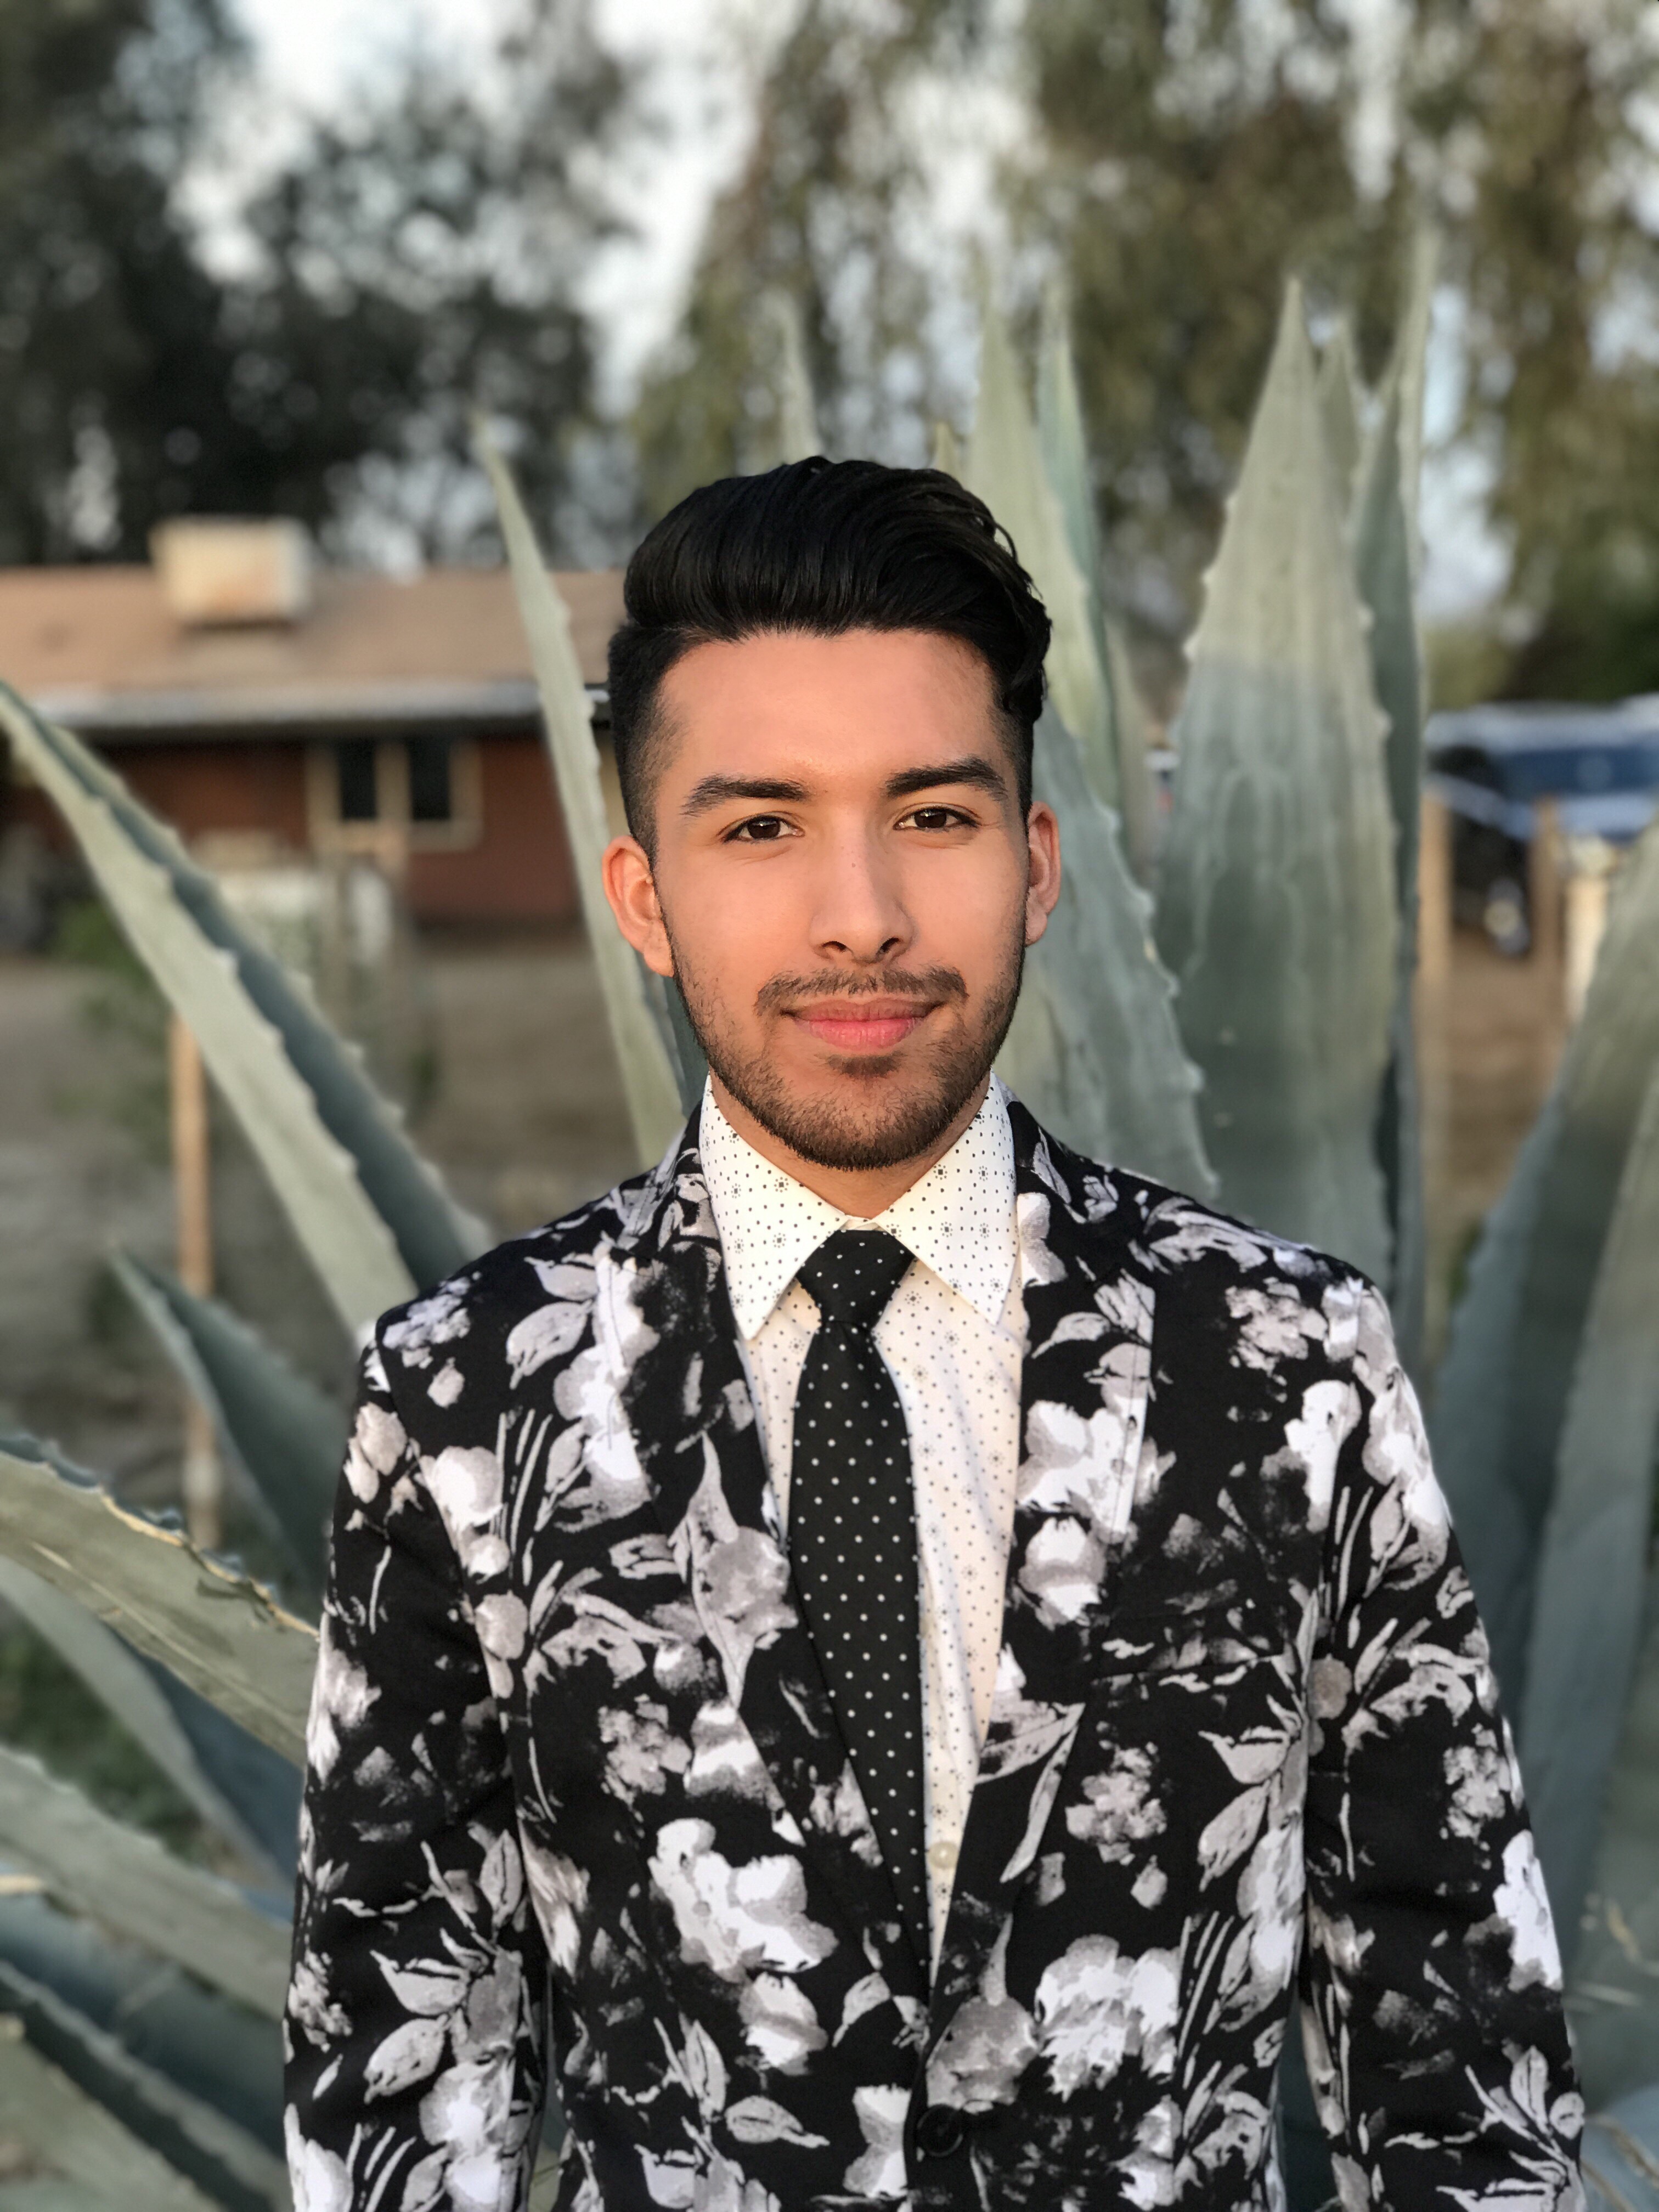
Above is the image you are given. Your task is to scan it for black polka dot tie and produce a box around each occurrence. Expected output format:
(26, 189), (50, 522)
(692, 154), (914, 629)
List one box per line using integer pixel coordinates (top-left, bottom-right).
(791, 1229), (928, 1972)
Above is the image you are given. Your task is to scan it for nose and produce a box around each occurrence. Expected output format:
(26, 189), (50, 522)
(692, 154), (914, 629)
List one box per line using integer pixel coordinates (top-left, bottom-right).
(809, 823), (913, 965)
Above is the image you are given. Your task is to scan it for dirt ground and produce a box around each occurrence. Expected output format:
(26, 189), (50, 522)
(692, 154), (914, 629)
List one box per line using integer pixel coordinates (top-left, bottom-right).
(0, 924), (1562, 1513)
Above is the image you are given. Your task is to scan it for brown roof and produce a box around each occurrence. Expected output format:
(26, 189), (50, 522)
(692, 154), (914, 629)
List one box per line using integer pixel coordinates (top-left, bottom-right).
(0, 564), (624, 736)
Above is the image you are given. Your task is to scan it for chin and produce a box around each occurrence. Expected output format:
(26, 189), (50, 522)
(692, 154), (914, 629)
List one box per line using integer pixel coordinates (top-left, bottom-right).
(733, 1057), (982, 1173)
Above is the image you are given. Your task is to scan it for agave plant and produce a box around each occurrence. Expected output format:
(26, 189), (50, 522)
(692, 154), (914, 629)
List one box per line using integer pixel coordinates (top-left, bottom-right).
(0, 253), (1654, 2210)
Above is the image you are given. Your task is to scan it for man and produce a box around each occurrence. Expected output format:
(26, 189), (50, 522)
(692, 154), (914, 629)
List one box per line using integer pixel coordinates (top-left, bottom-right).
(285, 459), (1583, 2211)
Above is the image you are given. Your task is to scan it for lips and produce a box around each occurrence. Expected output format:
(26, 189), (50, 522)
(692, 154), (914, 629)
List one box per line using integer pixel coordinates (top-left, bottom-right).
(792, 1000), (933, 1052)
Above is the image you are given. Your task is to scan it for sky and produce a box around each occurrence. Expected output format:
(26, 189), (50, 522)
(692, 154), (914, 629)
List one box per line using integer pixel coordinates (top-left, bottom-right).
(225, 0), (1503, 618)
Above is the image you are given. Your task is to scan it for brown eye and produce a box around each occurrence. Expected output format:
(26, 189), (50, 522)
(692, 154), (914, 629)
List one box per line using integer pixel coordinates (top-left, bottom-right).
(906, 806), (964, 832)
(729, 815), (790, 842)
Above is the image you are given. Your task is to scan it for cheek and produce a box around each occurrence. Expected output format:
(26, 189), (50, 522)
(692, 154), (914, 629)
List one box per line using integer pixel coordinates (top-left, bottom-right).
(670, 861), (809, 993)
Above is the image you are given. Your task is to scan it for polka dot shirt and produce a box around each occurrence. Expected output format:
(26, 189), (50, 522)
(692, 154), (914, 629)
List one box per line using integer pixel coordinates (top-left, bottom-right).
(699, 1077), (1025, 1961)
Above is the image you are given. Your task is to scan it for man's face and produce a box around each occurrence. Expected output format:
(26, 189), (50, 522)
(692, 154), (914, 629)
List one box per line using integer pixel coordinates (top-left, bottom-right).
(603, 628), (1061, 1176)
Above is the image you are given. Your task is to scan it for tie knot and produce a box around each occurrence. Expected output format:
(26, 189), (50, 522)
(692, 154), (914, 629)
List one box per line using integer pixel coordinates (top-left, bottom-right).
(798, 1229), (911, 1334)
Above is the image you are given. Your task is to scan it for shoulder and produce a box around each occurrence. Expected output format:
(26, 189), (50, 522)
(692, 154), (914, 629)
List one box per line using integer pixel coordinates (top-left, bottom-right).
(1019, 1105), (1386, 1370)
(368, 1167), (658, 1408)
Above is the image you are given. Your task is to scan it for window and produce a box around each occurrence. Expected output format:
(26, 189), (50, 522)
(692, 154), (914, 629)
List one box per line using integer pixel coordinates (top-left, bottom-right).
(407, 735), (454, 825)
(308, 735), (482, 856)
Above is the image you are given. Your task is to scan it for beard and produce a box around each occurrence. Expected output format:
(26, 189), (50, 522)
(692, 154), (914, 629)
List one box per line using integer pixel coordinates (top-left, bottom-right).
(667, 926), (1026, 1172)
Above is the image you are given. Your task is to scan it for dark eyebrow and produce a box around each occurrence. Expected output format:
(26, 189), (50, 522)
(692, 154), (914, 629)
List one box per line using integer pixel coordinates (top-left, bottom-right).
(680, 774), (811, 820)
(884, 756), (1009, 801)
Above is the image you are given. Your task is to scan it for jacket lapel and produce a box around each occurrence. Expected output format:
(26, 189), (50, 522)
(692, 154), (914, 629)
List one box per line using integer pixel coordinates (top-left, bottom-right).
(616, 1111), (928, 2011)
(931, 1103), (1158, 2026)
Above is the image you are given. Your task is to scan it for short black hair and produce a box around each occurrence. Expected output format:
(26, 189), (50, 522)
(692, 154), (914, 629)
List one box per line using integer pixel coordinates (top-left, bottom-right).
(606, 457), (1051, 845)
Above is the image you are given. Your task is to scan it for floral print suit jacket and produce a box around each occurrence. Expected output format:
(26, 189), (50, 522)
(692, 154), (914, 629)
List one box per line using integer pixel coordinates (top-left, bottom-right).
(285, 1099), (1583, 2212)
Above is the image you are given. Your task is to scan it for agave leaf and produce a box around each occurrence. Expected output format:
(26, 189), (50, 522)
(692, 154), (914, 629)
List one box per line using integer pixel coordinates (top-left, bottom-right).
(1315, 321), (1362, 511)
(765, 292), (821, 464)
(930, 420), (963, 478)
(0, 1561), (282, 1882)
(1431, 821), (1659, 1711)
(0, 1746), (287, 2019)
(0, 688), (484, 1336)
(1519, 1052), (1659, 1959)
(1582, 2085), (1659, 2212)
(0, 1957), (287, 2209)
(112, 1255), (342, 1605)
(0, 2024), (219, 2212)
(0, 1440), (315, 1764)
(1035, 287), (1157, 879)
(1154, 283), (1397, 1281)
(0, 1889), (281, 2153)
(966, 290), (1119, 814)
(996, 706), (1216, 1196)
(1102, 617), (1158, 887)
(1564, 1586), (1659, 2110)
(1350, 259), (1434, 1369)
(477, 433), (690, 1162)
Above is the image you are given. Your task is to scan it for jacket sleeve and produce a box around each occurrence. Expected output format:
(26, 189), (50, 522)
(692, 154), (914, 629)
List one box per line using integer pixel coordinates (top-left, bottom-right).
(1299, 1286), (1584, 2209)
(284, 1333), (548, 2212)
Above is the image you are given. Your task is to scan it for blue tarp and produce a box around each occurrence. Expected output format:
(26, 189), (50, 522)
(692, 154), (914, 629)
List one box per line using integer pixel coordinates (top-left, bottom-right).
(1426, 698), (1659, 845)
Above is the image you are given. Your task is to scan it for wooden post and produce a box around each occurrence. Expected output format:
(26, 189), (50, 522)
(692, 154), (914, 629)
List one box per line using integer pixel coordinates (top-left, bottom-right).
(1529, 798), (1568, 1085)
(168, 1013), (221, 1552)
(1564, 858), (1611, 1026)
(1415, 792), (1454, 1363)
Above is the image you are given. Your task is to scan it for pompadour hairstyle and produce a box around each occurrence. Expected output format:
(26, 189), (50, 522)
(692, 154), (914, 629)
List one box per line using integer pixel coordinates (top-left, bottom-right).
(606, 456), (1052, 845)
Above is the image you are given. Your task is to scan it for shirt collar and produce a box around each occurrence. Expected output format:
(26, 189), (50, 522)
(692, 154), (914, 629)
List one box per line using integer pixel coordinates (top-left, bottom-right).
(698, 1075), (1019, 1342)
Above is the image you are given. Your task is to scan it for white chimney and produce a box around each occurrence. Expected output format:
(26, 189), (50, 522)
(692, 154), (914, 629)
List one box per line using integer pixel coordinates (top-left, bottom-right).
(150, 518), (313, 627)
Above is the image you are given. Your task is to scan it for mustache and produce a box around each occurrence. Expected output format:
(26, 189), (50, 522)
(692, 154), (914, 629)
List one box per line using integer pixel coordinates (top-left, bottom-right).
(754, 966), (968, 1016)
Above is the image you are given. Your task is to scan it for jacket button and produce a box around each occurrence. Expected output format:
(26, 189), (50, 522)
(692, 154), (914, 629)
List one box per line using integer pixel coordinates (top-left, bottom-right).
(915, 2104), (965, 2158)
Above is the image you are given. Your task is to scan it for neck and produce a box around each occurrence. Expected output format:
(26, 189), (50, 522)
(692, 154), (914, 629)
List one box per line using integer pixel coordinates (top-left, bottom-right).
(708, 1073), (990, 1217)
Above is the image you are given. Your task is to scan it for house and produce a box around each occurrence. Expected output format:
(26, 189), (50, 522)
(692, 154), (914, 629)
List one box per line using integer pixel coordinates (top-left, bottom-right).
(0, 520), (624, 931)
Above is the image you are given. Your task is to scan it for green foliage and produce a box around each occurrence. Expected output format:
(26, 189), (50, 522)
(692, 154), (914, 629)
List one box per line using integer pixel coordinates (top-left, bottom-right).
(1155, 285), (1396, 1280)
(0, 1441), (315, 1767)
(1432, 825), (1659, 1713)
(0, 1626), (205, 1864)
(0, 685), (486, 1335)
(0, 0), (625, 565)
(112, 1257), (343, 1609)
(0, 1565), (283, 1881)
(480, 429), (693, 1163)
(1522, 1053), (1659, 1966)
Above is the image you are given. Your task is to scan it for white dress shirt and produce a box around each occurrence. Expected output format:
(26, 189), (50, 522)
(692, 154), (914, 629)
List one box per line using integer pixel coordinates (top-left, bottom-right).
(698, 1076), (1025, 1959)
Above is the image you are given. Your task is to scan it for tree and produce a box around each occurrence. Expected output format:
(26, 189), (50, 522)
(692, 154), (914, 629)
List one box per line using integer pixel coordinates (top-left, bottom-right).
(644, 0), (1659, 702)
(0, 0), (628, 567)
(631, 0), (977, 520)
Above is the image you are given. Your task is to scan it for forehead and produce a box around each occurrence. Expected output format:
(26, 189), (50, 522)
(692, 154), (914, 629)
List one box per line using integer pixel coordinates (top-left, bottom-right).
(654, 628), (1007, 786)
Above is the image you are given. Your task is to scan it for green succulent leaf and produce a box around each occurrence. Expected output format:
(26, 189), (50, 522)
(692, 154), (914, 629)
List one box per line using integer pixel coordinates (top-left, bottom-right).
(1315, 321), (1363, 512)
(1582, 2084), (1659, 2212)
(764, 292), (821, 465)
(0, 1440), (315, 1765)
(0, 1562), (283, 1882)
(1432, 821), (1659, 1713)
(1570, 1586), (1659, 2111)
(112, 1256), (343, 1606)
(0, 1956), (288, 2209)
(1154, 283), (1397, 1281)
(0, 687), (485, 1338)
(1519, 1051), (1659, 1959)
(477, 431), (694, 1160)
(0, 2022), (221, 2212)
(967, 290), (1119, 815)
(0, 1888), (281, 2160)
(0, 1746), (287, 2021)
(1035, 287), (1156, 878)
(1350, 237), (1435, 1367)
(996, 706), (1216, 1197)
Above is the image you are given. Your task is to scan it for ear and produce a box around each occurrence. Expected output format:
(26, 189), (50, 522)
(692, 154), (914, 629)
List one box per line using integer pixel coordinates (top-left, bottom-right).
(602, 835), (674, 977)
(1023, 800), (1062, 946)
